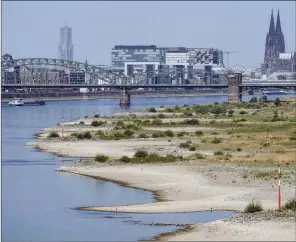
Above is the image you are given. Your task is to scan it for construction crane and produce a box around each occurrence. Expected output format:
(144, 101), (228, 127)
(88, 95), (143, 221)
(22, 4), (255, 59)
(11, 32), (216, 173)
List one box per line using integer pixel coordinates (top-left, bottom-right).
(223, 51), (237, 69)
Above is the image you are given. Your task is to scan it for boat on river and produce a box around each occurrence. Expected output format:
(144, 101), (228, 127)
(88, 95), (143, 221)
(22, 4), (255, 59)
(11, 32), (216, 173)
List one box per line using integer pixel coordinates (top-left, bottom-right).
(262, 88), (287, 95)
(8, 98), (46, 106)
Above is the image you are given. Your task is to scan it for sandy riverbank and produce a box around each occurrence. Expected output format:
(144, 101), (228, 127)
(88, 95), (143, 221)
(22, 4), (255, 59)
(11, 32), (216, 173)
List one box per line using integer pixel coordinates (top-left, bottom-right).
(29, 100), (296, 241)
(55, 163), (295, 241)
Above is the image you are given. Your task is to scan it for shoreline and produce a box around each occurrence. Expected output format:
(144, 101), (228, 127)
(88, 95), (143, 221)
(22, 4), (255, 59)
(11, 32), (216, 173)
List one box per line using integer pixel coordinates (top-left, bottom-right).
(28, 99), (296, 241)
(1, 92), (227, 103)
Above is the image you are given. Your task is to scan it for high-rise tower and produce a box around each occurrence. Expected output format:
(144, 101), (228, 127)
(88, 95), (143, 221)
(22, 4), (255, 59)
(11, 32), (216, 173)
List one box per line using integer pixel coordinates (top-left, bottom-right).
(58, 23), (74, 61)
(263, 9), (285, 74)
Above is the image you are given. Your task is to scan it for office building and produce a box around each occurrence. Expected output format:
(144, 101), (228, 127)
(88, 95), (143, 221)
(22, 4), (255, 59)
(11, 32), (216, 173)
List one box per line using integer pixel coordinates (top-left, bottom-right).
(111, 45), (224, 83)
(58, 23), (74, 61)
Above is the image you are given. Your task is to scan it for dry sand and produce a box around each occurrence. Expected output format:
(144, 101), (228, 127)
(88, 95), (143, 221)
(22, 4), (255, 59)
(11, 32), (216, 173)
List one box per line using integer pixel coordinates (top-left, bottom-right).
(55, 163), (295, 241)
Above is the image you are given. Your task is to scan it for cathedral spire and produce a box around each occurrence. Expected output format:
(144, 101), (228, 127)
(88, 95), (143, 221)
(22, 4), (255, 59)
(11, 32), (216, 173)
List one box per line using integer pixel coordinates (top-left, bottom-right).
(268, 9), (276, 35)
(276, 9), (282, 34)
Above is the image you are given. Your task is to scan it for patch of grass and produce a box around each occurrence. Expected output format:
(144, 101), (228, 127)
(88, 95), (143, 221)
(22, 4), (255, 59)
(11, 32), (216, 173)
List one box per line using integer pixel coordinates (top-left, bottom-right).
(214, 151), (224, 156)
(76, 133), (84, 139)
(152, 119), (163, 126)
(152, 132), (165, 138)
(244, 201), (263, 213)
(211, 137), (222, 144)
(183, 112), (193, 117)
(182, 119), (200, 125)
(195, 153), (205, 159)
(91, 120), (104, 127)
(119, 155), (132, 163)
(177, 132), (187, 137)
(48, 131), (60, 138)
(237, 147), (242, 152)
(94, 154), (109, 163)
(131, 153), (179, 164)
(189, 146), (196, 151)
(158, 113), (166, 119)
(164, 130), (174, 137)
(134, 149), (149, 158)
(83, 131), (92, 139)
(195, 130), (203, 136)
(123, 129), (134, 137)
(283, 198), (296, 211)
(179, 142), (191, 149)
(138, 133), (149, 138)
(239, 111), (248, 115)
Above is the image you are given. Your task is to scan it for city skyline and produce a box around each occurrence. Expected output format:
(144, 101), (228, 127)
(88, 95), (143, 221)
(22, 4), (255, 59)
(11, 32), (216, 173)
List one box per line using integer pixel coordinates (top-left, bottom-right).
(2, 1), (295, 68)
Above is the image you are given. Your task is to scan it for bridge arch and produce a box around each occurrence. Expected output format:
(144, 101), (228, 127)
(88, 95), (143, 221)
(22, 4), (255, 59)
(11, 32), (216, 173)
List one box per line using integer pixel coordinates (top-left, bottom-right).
(1, 57), (136, 85)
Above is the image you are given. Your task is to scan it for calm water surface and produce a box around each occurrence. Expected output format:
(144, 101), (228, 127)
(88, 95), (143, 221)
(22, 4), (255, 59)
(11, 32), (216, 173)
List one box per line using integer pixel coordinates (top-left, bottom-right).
(2, 94), (291, 241)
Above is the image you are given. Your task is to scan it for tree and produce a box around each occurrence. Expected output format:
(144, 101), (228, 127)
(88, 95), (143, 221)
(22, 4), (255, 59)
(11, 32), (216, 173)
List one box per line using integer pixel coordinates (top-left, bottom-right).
(250, 97), (258, 103)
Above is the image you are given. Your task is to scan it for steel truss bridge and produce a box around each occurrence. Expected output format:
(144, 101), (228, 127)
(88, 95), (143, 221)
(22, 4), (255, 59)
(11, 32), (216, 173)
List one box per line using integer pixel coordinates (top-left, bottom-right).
(1, 57), (296, 90)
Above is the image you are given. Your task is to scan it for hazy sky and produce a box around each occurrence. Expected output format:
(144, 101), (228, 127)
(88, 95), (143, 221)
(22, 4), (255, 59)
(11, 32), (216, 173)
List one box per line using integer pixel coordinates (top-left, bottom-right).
(2, 1), (295, 68)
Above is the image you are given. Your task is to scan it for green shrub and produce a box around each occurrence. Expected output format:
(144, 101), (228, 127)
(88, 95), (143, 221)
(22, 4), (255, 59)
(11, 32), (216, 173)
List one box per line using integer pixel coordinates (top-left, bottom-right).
(178, 132), (187, 137)
(116, 120), (125, 128)
(96, 130), (104, 136)
(123, 129), (134, 137)
(113, 132), (124, 139)
(195, 130), (203, 136)
(228, 110), (234, 116)
(166, 108), (174, 113)
(126, 124), (139, 130)
(210, 105), (227, 115)
(211, 137), (222, 144)
(143, 120), (150, 125)
(239, 111), (248, 115)
(158, 113), (166, 119)
(119, 155), (131, 163)
(244, 201), (263, 213)
(183, 119), (199, 125)
(289, 136), (296, 141)
(48, 131), (60, 138)
(250, 97), (258, 103)
(94, 154), (109, 163)
(76, 133), (84, 139)
(83, 131), (92, 139)
(148, 107), (157, 113)
(189, 146), (196, 151)
(134, 149), (148, 158)
(283, 198), (296, 211)
(139, 133), (149, 138)
(274, 98), (281, 107)
(214, 151), (224, 156)
(164, 130), (174, 137)
(237, 147), (242, 151)
(170, 121), (176, 126)
(79, 121), (85, 125)
(71, 132), (78, 137)
(85, 115), (88, 118)
(195, 105), (209, 115)
(152, 119), (163, 125)
(94, 114), (100, 118)
(183, 112), (193, 117)
(179, 142), (191, 149)
(91, 120), (104, 127)
(195, 153), (204, 159)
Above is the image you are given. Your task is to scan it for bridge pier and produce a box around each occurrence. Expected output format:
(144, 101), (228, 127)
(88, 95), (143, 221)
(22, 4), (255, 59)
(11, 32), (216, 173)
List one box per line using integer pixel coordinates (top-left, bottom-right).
(228, 73), (242, 102)
(119, 88), (131, 106)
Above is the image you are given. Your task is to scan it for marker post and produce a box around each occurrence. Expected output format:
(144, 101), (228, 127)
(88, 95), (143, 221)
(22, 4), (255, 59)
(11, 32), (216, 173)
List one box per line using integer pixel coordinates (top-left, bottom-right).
(277, 164), (281, 209)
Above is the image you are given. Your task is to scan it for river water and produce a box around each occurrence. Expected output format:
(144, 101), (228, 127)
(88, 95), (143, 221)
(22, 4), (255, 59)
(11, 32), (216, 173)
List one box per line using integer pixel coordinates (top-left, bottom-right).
(2, 94), (292, 241)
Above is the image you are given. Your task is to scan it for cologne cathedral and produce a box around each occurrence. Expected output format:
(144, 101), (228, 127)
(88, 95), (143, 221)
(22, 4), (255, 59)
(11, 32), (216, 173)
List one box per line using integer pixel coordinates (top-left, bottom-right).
(262, 9), (296, 75)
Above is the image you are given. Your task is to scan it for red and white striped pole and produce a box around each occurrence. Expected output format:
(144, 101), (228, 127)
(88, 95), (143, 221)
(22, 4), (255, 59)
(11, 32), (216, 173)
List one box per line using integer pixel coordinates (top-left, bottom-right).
(277, 164), (281, 209)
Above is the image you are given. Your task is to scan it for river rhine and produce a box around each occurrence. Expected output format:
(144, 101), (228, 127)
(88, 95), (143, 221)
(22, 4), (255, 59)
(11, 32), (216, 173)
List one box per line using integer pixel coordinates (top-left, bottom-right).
(2, 94), (289, 241)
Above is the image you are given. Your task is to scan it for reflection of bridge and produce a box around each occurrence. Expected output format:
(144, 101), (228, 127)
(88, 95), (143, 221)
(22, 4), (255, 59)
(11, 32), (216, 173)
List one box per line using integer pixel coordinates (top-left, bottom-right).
(2, 57), (296, 105)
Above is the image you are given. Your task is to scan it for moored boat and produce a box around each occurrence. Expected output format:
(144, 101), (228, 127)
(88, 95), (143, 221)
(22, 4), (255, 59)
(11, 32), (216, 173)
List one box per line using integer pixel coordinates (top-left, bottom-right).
(8, 98), (45, 106)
